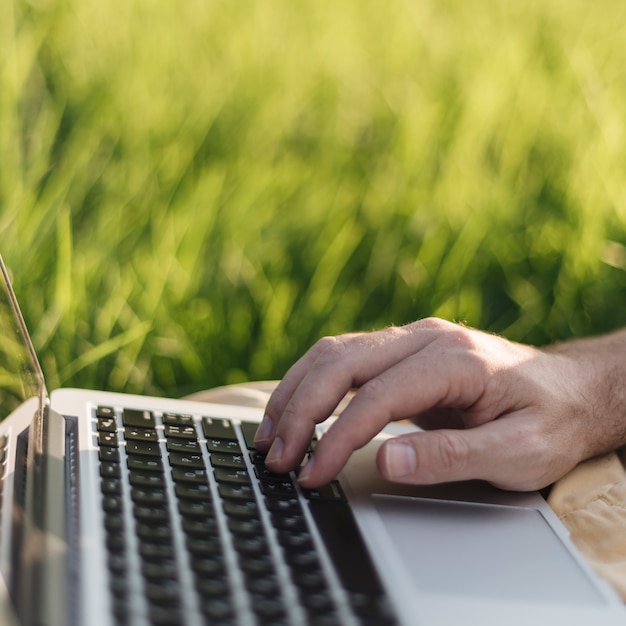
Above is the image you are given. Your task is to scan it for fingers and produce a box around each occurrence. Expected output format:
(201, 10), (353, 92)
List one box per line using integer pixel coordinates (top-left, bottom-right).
(253, 334), (358, 452)
(255, 321), (447, 468)
(292, 340), (488, 486)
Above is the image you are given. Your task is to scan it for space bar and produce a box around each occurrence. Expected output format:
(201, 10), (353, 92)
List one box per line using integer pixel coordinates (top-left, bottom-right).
(309, 500), (383, 593)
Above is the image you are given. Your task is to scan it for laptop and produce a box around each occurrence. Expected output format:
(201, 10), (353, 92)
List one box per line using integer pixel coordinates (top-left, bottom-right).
(0, 252), (624, 626)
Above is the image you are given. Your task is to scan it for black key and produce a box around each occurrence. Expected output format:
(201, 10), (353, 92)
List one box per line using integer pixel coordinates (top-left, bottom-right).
(264, 497), (302, 516)
(96, 406), (115, 418)
(191, 556), (225, 577)
(227, 517), (263, 536)
(239, 421), (260, 451)
(209, 452), (246, 469)
(126, 440), (161, 457)
(213, 467), (251, 485)
(145, 580), (181, 605)
(168, 451), (205, 468)
(276, 530), (314, 551)
(300, 589), (336, 614)
(177, 500), (214, 520)
(139, 542), (175, 561)
(124, 427), (158, 442)
(122, 408), (155, 428)
(201, 417), (237, 440)
(249, 451), (267, 465)
(101, 478), (123, 495)
(301, 481), (346, 502)
(217, 483), (254, 501)
(270, 511), (307, 532)
(206, 439), (241, 454)
(108, 553), (127, 575)
(291, 568), (328, 592)
(182, 517), (219, 536)
(127, 455), (163, 473)
(97, 416), (117, 433)
(99, 447), (120, 463)
(285, 548), (319, 569)
(171, 467), (208, 485)
(129, 471), (165, 489)
(148, 606), (183, 625)
(196, 577), (229, 597)
(222, 499), (259, 518)
(258, 478), (295, 498)
(136, 524), (172, 543)
(232, 535), (269, 556)
(142, 559), (177, 581)
(164, 424), (197, 440)
(249, 595), (286, 620)
(162, 412), (194, 426)
(166, 439), (200, 453)
(109, 573), (129, 596)
(102, 495), (123, 513)
(305, 612), (342, 626)
(238, 554), (274, 576)
(131, 488), (167, 505)
(104, 513), (124, 532)
(253, 465), (290, 481)
(186, 536), (222, 557)
(98, 432), (119, 447)
(100, 462), (121, 479)
(133, 505), (170, 522)
(106, 534), (126, 553)
(174, 483), (212, 501)
(308, 500), (383, 593)
(201, 598), (235, 621)
(244, 574), (280, 596)
(178, 499), (214, 518)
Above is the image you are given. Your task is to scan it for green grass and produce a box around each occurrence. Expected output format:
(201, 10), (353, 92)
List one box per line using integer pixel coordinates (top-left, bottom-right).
(1, 0), (626, 401)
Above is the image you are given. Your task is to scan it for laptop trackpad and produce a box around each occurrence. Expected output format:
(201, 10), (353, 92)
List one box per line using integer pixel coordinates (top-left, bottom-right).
(371, 494), (603, 605)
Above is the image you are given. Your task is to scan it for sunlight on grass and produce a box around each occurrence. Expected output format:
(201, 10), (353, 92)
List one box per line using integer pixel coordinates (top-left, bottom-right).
(1, 0), (626, 398)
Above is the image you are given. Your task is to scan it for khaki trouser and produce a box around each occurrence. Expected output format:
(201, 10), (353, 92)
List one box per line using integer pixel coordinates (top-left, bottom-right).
(188, 383), (626, 602)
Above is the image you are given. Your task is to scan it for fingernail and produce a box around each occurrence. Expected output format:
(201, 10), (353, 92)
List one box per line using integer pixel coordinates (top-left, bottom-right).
(385, 441), (416, 478)
(265, 436), (284, 465)
(254, 414), (274, 445)
(298, 456), (315, 483)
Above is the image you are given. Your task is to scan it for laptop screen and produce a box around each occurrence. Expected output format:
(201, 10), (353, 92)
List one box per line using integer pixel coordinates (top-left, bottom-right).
(0, 255), (46, 422)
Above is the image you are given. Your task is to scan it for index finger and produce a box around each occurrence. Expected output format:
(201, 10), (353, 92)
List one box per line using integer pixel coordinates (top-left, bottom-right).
(258, 320), (449, 472)
(253, 333), (359, 450)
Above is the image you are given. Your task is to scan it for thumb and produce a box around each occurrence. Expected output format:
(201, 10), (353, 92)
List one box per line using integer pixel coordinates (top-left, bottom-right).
(376, 421), (547, 490)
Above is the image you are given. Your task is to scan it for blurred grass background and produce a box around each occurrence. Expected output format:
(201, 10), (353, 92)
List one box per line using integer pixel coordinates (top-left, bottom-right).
(1, 0), (626, 398)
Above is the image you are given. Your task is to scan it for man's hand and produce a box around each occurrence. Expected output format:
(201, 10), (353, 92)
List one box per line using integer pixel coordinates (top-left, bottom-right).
(253, 318), (626, 491)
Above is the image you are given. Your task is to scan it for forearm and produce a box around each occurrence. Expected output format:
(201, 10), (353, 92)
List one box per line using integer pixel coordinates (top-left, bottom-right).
(543, 328), (626, 458)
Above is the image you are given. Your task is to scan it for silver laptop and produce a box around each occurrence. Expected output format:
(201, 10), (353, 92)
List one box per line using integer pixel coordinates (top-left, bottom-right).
(0, 253), (624, 626)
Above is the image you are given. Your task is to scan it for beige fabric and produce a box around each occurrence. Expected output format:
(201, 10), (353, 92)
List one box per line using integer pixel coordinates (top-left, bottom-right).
(185, 381), (279, 408)
(187, 382), (626, 601)
(548, 449), (626, 600)
(186, 381), (354, 416)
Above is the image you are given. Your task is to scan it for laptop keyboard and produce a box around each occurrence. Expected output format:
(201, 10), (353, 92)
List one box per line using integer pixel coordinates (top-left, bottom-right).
(95, 406), (396, 626)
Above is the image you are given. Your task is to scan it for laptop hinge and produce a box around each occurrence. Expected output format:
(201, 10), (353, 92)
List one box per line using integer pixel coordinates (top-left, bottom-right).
(17, 405), (68, 626)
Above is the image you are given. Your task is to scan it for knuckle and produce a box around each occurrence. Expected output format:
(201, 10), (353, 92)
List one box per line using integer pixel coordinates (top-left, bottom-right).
(358, 375), (388, 403)
(431, 430), (470, 476)
(446, 324), (480, 351)
(314, 335), (340, 353)
(313, 335), (351, 366)
(408, 317), (449, 333)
